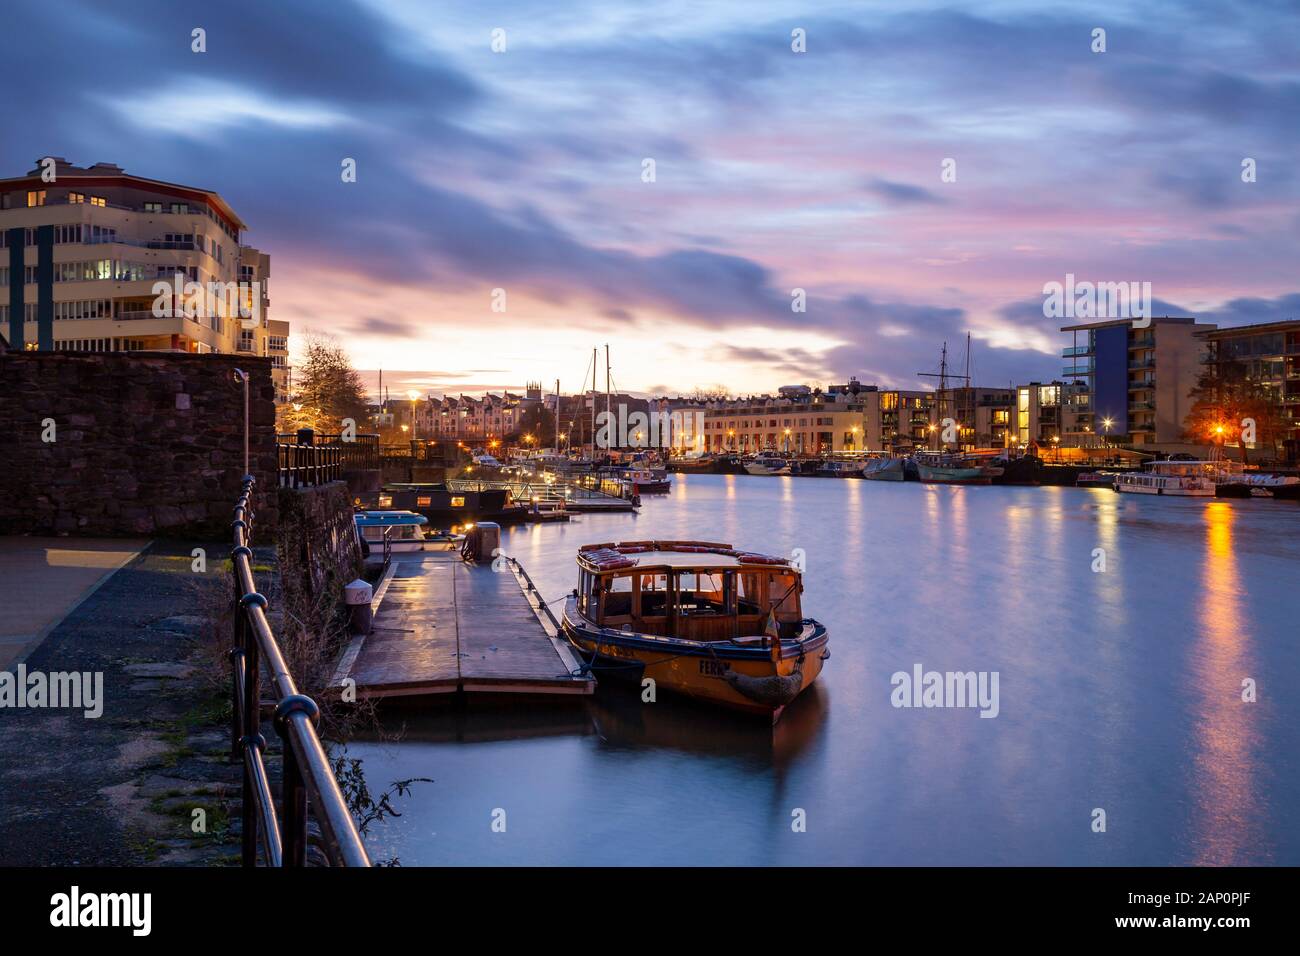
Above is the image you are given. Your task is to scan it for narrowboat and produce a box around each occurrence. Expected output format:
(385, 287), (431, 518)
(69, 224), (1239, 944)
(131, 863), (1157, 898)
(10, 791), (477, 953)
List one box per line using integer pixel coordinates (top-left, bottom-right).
(353, 510), (429, 551)
(560, 541), (829, 722)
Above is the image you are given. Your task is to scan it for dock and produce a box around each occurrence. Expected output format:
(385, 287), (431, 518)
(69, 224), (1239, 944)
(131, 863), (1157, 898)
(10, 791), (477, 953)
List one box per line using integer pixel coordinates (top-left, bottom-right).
(331, 550), (593, 701)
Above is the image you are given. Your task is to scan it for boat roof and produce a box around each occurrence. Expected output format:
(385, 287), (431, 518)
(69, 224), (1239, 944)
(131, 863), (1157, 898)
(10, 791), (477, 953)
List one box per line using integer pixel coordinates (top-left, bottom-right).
(578, 541), (793, 572)
(355, 510), (428, 525)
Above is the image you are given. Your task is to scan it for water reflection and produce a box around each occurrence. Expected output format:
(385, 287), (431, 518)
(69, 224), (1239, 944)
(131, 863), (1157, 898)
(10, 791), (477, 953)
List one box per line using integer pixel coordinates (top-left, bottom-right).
(1189, 502), (1263, 864)
(344, 476), (1299, 865)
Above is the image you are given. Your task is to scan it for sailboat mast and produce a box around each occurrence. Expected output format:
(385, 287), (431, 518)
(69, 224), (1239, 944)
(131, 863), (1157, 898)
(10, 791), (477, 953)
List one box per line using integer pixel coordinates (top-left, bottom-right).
(605, 343), (611, 451)
(554, 378), (561, 453)
(590, 347), (597, 457)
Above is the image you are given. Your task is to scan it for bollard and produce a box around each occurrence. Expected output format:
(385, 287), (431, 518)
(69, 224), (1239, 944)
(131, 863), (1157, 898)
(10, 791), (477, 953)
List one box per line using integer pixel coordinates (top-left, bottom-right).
(344, 578), (374, 634)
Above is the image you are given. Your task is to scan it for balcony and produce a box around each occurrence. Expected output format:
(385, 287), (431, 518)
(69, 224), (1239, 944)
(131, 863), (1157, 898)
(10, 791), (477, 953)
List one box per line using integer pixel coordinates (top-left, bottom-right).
(1062, 365), (1093, 376)
(1062, 346), (1093, 358)
(1128, 358), (1155, 369)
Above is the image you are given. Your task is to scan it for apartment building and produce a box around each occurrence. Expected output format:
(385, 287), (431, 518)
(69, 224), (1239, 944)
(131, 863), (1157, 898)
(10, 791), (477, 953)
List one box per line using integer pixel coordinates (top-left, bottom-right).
(1060, 316), (1213, 446)
(1195, 320), (1300, 456)
(1012, 381), (1091, 449)
(702, 383), (866, 454)
(0, 157), (288, 399)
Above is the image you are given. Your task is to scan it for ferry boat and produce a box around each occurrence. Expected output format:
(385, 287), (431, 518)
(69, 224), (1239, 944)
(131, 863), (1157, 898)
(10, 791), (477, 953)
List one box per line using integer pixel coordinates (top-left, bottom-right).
(744, 454), (792, 476)
(353, 510), (429, 551)
(1115, 460), (1216, 496)
(561, 541), (829, 721)
(861, 456), (906, 481)
(913, 451), (990, 485)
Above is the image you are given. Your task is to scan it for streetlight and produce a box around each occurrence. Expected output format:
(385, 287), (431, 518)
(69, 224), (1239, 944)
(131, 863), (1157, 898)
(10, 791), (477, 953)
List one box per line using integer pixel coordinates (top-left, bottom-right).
(407, 390), (421, 440)
(1101, 417), (1114, 463)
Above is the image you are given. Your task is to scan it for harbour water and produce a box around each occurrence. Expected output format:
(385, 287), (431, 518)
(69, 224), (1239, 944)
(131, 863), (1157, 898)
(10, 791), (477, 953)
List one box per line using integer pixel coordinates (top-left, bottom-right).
(347, 475), (1300, 865)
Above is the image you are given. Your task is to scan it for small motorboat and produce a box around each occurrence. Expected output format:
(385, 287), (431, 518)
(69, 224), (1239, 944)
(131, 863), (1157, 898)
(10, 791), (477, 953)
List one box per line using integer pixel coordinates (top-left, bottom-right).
(1076, 471), (1117, 489)
(744, 455), (792, 476)
(561, 540), (829, 721)
(354, 510), (429, 551)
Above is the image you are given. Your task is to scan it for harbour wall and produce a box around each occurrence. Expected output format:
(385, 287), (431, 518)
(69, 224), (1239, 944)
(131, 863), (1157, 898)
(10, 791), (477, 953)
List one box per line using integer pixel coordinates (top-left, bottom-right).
(0, 351), (278, 537)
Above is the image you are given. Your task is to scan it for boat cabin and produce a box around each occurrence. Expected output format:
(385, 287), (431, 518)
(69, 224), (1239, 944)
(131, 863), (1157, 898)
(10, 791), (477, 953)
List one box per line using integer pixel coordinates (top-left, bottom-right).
(354, 510), (428, 550)
(575, 541), (804, 642)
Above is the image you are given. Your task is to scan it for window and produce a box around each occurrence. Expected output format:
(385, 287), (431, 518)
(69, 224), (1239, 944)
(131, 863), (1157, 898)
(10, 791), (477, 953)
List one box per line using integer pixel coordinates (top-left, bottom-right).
(89, 196), (106, 207)
(143, 202), (163, 213)
(68, 192), (85, 204)
(27, 190), (46, 207)
(170, 203), (188, 214)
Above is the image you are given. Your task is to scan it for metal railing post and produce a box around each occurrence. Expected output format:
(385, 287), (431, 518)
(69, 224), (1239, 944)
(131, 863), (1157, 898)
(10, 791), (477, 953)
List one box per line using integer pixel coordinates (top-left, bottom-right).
(275, 695), (320, 868)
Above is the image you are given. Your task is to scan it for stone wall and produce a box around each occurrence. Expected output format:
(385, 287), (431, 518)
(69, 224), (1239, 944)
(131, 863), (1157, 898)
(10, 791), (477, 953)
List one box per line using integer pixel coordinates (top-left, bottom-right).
(0, 351), (277, 536)
(275, 481), (362, 681)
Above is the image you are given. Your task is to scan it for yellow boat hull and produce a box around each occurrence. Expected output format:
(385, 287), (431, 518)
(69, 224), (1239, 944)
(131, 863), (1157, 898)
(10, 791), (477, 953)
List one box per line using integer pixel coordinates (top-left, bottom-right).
(562, 603), (828, 721)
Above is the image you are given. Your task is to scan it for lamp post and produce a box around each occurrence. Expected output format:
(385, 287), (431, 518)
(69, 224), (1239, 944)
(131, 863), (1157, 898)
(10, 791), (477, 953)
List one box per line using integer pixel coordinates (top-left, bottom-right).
(407, 390), (421, 440)
(1101, 417), (1114, 464)
(232, 369), (250, 478)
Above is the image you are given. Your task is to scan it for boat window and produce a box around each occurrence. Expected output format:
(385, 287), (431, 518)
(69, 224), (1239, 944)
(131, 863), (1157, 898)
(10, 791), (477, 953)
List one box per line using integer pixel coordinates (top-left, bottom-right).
(636, 572), (672, 618)
(675, 570), (730, 615)
(599, 573), (634, 619)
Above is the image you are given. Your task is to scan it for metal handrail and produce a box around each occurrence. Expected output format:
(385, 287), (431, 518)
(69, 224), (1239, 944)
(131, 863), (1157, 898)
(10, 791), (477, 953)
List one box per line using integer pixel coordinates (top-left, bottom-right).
(229, 475), (370, 867)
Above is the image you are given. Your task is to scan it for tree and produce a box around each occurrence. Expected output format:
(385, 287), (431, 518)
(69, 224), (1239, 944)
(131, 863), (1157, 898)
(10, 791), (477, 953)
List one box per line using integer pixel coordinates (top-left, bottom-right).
(690, 385), (731, 402)
(280, 334), (370, 434)
(1182, 357), (1284, 464)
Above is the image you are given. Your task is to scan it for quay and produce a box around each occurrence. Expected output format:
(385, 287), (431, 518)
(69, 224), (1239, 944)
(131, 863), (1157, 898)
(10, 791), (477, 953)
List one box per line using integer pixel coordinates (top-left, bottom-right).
(331, 550), (593, 701)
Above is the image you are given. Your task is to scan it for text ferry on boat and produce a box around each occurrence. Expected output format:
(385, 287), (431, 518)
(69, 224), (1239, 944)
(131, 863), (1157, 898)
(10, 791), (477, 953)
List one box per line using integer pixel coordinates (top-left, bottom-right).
(561, 540), (829, 721)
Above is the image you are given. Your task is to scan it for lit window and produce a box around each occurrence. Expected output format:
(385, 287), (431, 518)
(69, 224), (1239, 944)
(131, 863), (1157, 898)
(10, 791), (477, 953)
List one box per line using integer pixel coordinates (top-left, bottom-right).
(68, 192), (85, 204)
(450, 496), (466, 508)
(27, 190), (46, 207)
(90, 196), (106, 207)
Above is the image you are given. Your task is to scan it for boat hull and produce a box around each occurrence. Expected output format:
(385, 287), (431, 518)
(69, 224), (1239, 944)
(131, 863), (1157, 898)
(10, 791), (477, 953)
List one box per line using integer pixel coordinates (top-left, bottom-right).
(561, 600), (827, 720)
(916, 463), (990, 484)
(861, 458), (905, 481)
(744, 463), (791, 476)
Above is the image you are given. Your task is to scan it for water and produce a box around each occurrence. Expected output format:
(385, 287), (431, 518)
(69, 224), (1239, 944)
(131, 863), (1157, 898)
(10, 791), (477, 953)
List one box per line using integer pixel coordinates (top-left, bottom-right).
(347, 475), (1300, 865)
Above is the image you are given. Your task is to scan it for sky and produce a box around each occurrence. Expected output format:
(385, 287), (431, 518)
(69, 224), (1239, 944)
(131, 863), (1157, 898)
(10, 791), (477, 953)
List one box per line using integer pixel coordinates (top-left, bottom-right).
(4, 0), (1298, 398)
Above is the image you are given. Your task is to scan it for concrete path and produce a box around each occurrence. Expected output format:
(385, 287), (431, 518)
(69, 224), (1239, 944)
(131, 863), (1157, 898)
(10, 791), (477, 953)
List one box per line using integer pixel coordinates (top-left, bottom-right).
(0, 537), (148, 668)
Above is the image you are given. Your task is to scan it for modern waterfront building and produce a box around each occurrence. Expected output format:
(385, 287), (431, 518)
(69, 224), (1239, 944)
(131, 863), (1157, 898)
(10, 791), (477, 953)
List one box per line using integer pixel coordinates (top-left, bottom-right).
(1012, 381), (1091, 450)
(1060, 316), (1214, 446)
(0, 157), (287, 399)
(1195, 320), (1300, 458)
